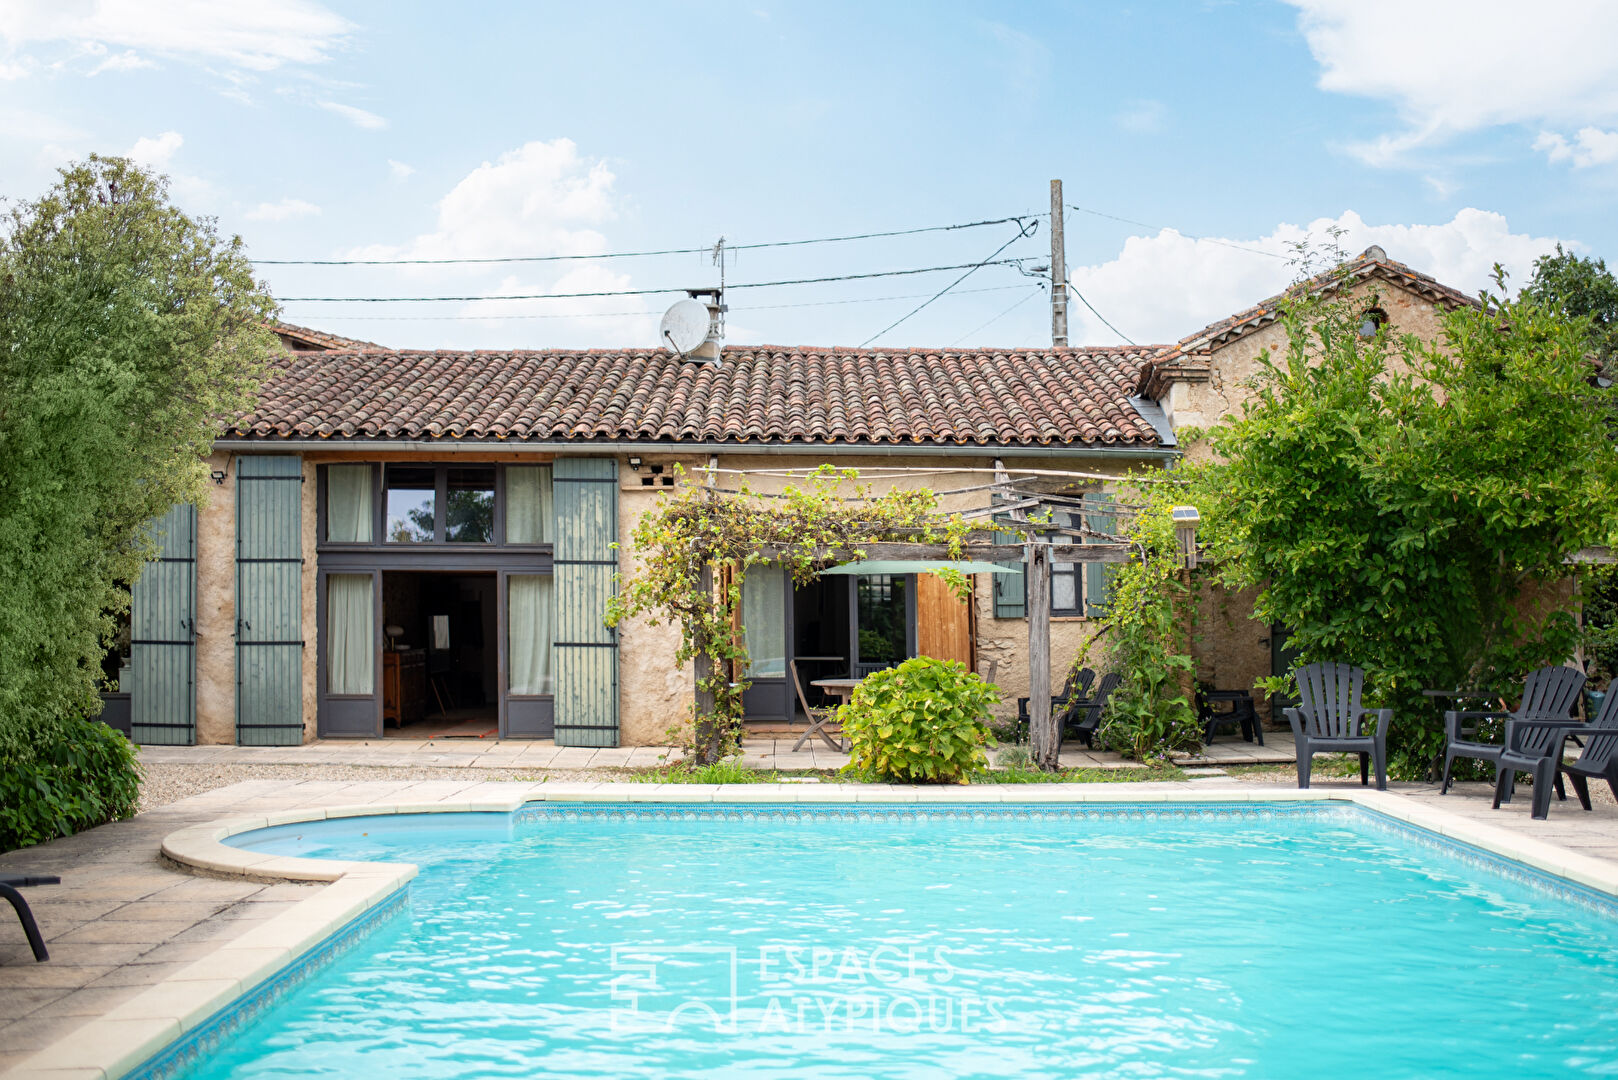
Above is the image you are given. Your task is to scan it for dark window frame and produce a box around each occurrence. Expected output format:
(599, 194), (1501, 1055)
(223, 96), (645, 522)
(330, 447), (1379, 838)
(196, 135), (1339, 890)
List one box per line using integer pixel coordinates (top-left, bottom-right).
(1049, 511), (1086, 617)
(316, 463), (553, 553)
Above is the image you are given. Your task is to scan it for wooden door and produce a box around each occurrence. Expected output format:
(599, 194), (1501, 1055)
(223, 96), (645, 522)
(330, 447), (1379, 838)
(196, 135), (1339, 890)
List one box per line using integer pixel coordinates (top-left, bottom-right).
(917, 572), (974, 668)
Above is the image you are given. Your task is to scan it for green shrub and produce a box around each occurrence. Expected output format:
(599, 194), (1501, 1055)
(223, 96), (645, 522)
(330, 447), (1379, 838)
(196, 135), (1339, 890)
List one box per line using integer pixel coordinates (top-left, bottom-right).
(838, 657), (998, 783)
(0, 718), (141, 852)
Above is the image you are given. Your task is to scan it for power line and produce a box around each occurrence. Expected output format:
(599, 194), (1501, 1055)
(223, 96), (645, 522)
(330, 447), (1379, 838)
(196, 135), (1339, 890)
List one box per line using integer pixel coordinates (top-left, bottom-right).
(949, 286), (1045, 346)
(278, 259), (1028, 303)
(1067, 204), (1290, 261)
(252, 214), (1039, 266)
(1067, 283), (1137, 346)
(860, 220), (1039, 346)
(280, 283), (1039, 322)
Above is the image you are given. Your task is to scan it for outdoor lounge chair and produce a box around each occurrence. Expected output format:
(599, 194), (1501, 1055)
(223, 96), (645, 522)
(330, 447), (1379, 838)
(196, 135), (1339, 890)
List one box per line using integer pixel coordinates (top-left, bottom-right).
(1064, 671), (1122, 750)
(1016, 667), (1094, 743)
(1284, 663), (1391, 790)
(1, 874), (59, 962)
(1440, 665), (1587, 795)
(1492, 684), (1618, 820)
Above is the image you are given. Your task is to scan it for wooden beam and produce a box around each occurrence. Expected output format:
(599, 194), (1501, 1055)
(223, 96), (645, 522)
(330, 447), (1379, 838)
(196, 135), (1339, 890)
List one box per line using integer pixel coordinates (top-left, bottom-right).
(756, 541), (1132, 564)
(1027, 542), (1056, 769)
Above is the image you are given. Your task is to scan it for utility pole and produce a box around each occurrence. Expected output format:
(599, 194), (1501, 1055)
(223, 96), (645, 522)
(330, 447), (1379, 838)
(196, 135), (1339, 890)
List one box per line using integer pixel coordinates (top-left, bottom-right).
(1050, 179), (1068, 348)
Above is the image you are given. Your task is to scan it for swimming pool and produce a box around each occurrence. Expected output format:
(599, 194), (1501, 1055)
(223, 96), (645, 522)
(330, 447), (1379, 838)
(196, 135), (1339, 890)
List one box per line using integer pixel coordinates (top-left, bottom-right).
(140, 803), (1618, 1079)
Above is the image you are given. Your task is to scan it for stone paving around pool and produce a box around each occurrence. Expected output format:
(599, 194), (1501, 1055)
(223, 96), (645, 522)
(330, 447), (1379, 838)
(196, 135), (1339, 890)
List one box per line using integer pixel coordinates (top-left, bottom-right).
(3, 771), (1614, 1079)
(136, 730), (1298, 773)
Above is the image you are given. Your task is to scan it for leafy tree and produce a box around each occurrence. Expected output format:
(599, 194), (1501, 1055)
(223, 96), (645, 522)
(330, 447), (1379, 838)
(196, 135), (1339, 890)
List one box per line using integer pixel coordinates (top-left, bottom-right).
(1194, 271), (1618, 778)
(0, 156), (275, 846)
(1520, 246), (1618, 682)
(1521, 244), (1618, 374)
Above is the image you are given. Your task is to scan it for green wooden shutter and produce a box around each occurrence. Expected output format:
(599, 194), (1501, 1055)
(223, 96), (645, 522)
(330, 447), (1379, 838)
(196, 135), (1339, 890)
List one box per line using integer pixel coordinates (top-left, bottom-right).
(553, 457), (619, 747)
(992, 526), (1026, 619)
(130, 503), (197, 745)
(1085, 493), (1117, 618)
(991, 481), (1026, 619)
(236, 456), (305, 746)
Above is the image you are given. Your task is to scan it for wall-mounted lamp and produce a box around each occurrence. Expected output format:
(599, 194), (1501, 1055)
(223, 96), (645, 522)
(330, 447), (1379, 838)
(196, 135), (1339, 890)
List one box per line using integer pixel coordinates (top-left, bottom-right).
(627, 456), (643, 471)
(1171, 505), (1201, 570)
(210, 469), (228, 486)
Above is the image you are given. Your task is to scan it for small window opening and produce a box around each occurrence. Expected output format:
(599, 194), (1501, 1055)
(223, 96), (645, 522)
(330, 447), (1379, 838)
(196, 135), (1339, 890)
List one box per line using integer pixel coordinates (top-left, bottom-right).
(1358, 306), (1388, 338)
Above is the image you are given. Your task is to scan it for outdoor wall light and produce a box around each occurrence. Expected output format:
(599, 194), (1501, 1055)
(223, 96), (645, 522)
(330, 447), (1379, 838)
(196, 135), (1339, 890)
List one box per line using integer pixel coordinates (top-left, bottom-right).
(1171, 505), (1201, 570)
(210, 469), (227, 485)
(628, 456), (643, 471)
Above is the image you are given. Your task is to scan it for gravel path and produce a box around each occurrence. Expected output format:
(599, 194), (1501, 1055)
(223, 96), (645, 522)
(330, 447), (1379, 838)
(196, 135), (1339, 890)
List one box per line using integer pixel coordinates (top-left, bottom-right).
(138, 762), (621, 812)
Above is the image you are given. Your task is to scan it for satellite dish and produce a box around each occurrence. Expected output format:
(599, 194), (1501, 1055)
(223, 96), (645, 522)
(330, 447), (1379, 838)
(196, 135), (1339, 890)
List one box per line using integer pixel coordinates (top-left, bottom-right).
(659, 298), (711, 355)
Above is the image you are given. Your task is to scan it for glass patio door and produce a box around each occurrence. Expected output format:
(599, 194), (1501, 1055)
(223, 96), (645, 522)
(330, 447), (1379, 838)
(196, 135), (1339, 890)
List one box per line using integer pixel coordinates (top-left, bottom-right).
(852, 574), (915, 676)
(318, 569), (381, 736)
(502, 570), (555, 737)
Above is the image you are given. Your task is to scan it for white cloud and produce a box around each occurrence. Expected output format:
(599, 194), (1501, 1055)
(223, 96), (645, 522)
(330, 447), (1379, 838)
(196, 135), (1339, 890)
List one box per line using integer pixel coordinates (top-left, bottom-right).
(387, 158), (414, 180)
(87, 47), (155, 75)
(126, 130), (182, 169)
(1535, 127), (1618, 169)
(245, 197), (320, 222)
(353, 138), (617, 264)
(1068, 209), (1562, 346)
(336, 139), (648, 349)
(1285, 0), (1618, 164)
(319, 101), (387, 130)
(0, 0), (352, 72)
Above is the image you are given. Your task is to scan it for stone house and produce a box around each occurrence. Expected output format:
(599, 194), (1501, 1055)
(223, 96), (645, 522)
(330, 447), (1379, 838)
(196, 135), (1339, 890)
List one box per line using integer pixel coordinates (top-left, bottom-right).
(116, 247), (1474, 747)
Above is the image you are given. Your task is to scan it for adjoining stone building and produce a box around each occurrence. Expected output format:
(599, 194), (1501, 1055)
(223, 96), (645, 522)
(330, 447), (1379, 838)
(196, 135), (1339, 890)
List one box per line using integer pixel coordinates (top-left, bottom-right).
(113, 247), (1474, 747)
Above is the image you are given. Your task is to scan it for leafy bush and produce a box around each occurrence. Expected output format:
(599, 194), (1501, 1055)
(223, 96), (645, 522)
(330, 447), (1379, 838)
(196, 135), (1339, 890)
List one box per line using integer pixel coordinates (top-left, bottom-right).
(838, 657), (999, 783)
(0, 718), (141, 852)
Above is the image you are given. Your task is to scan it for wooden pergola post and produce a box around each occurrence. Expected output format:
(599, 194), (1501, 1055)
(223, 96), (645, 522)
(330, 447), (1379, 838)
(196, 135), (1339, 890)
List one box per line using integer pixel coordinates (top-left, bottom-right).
(1026, 541), (1057, 769)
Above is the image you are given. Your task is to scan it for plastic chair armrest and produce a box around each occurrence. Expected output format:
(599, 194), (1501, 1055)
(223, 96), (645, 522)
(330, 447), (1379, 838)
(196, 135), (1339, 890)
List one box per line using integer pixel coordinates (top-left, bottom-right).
(1372, 709), (1393, 739)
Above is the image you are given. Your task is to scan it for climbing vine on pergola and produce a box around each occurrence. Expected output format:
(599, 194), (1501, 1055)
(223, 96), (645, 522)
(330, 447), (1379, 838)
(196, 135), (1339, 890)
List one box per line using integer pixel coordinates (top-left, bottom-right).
(605, 463), (1158, 767)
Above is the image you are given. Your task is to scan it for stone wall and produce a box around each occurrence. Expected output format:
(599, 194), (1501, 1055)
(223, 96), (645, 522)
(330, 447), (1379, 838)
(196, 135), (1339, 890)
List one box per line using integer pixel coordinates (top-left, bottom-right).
(195, 451), (236, 744)
(1164, 280), (1452, 464)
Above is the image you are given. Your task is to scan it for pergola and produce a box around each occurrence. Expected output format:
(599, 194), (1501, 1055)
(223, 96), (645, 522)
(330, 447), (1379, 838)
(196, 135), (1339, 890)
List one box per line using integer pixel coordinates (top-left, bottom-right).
(692, 461), (1190, 769)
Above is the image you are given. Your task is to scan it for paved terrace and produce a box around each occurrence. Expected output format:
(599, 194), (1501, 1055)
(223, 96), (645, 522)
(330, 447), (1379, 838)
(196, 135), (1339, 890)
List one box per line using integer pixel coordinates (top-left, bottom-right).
(135, 731), (1299, 772)
(4, 766), (1613, 1077)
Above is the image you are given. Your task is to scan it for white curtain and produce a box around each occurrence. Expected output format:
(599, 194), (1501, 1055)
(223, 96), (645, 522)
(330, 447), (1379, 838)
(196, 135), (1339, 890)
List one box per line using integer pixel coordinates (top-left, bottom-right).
(327, 574), (374, 695)
(742, 565), (786, 678)
(508, 574), (554, 695)
(506, 466), (553, 543)
(326, 465), (373, 543)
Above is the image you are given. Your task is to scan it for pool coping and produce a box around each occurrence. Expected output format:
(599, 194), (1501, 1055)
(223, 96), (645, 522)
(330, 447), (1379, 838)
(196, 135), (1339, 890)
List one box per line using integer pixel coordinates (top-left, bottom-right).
(11, 782), (1618, 1079)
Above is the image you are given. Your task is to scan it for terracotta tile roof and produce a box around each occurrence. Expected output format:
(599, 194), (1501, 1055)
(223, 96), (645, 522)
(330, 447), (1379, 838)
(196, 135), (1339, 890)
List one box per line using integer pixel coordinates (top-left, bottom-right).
(228, 345), (1168, 448)
(268, 320), (389, 353)
(1137, 247), (1478, 396)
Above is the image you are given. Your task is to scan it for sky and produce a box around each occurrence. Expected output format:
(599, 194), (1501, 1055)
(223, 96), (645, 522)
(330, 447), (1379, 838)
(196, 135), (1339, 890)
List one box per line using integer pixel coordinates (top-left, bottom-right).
(2, 0), (1617, 352)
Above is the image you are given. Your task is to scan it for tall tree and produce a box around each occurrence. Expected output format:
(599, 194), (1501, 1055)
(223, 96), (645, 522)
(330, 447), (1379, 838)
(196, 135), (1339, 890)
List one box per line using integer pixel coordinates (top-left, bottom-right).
(1194, 271), (1618, 777)
(0, 156), (275, 767)
(1521, 244), (1618, 375)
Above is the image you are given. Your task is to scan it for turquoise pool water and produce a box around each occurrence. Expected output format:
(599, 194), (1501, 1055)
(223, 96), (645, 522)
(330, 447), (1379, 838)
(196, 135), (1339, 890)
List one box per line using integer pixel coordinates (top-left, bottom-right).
(159, 804), (1618, 1079)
